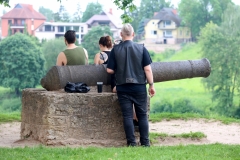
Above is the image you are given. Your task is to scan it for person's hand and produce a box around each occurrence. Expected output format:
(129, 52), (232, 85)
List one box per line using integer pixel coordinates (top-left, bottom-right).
(148, 86), (155, 97)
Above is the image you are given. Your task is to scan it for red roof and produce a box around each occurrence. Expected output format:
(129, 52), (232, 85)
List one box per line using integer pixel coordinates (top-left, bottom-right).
(1, 3), (46, 20)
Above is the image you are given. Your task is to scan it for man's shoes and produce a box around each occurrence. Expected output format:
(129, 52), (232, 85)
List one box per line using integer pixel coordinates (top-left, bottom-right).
(127, 143), (137, 147)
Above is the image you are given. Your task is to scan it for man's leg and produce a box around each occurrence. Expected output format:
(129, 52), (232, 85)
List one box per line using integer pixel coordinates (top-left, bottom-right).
(132, 91), (150, 146)
(117, 91), (136, 146)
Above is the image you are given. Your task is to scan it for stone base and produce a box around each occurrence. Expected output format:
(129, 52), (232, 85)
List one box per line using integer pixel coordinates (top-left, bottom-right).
(21, 87), (146, 147)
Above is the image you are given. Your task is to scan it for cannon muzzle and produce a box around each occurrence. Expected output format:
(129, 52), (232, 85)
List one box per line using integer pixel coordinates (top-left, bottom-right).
(41, 58), (211, 91)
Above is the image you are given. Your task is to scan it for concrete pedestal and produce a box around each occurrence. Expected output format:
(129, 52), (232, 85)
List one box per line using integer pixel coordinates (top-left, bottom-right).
(21, 87), (147, 147)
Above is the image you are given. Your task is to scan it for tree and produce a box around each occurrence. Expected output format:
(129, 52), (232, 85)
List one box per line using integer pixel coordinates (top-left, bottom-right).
(39, 6), (54, 22)
(72, 2), (82, 22)
(178, 0), (232, 40)
(125, 0), (171, 31)
(7, 25), (12, 36)
(82, 2), (103, 22)
(137, 18), (146, 35)
(42, 37), (66, 71)
(0, 0), (136, 23)
(198, 4), (240, 115)
(53, 5), (70, 22)
(81, 26), (113, 61)
(139, 0), (172, 19)
(0, 33), (45, 96)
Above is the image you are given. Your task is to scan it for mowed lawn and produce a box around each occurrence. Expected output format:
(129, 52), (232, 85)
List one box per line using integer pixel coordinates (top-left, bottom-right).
(0, 144), (240, 160)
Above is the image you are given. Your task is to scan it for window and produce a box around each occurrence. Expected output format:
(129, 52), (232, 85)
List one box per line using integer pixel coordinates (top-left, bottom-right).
(152, 22), (154, 24)
(8, 20), (12, 25)
(151, 30), (157, 35)
(73, 26), (79, 31)
(58, 26), (64, 32)
(186, 31), (189, 36)
(165, 20), (171, 25)
(21, 20), (25, 25)
(45, 25), (52, 31)
(164, 30), (172, 37)
(180, 30), (182, 36)
(66, 26), (71, 31)
(81, 27), (84, 33)
(99, 22), (109, 26)
(20, 29), (23, 33)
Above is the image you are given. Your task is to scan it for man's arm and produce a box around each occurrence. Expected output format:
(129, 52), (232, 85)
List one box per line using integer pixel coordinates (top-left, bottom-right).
(56, 52), (67, 66)
(83, 48), (89, 65)
(107, 68), (115, 74)
(144, 65), (155, 97)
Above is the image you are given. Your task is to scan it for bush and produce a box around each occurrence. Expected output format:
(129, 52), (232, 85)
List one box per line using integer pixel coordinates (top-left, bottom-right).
(152, 98), (205, 115)
(172, 98), (204, 114)
(152, 99), (173, 113)
(233, 108), (240, 119)
(1, 98), (21, 112)
(161, 49), (176, 59)
(148, 50), (155, 59)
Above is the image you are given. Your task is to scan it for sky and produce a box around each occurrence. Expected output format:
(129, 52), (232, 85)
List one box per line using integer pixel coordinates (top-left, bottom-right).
(0, 0), (240, 17)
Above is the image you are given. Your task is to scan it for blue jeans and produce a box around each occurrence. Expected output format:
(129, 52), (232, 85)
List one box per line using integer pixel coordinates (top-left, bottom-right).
(117, 91), (150, 146)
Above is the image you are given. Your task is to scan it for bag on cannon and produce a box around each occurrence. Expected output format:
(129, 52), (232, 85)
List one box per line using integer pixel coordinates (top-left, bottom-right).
(64, 82), (90, 93)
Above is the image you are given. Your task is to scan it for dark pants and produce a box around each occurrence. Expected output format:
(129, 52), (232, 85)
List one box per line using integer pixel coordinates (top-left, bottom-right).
(117, 91), (150, 146)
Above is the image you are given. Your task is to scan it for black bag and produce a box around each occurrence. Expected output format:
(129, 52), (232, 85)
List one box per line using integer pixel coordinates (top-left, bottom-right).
(64, 82), (90, 93)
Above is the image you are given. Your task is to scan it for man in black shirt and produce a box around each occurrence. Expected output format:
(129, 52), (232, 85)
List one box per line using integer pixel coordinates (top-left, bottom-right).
(107, 23), (155, 147)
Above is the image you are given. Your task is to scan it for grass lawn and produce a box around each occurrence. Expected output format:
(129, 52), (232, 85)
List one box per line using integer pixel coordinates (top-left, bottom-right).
(0, 144), (240, 160)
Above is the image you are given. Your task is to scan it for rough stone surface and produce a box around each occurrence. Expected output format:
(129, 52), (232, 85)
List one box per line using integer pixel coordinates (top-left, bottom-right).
(21, 88), (148, 147)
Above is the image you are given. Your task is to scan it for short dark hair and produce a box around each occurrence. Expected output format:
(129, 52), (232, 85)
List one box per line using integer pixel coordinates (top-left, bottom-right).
(64, 30), (76, 44)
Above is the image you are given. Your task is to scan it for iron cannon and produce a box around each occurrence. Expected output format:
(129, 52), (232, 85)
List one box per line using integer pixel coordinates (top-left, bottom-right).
(41, 58), (211, 91)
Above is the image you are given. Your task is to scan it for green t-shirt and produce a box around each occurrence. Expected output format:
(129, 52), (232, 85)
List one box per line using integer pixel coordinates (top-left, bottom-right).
(63, 47), (86, 65)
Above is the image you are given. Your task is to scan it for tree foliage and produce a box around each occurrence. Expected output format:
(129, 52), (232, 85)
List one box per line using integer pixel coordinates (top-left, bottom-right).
(82, 2), (103, 22)
(81, 26), (113, 62)
(42, 37), (66, 71)
(53, 5), (70, 22)
(125, 0), (171, 32)
(198, 4), (240, 115)
(0, 33), (45, 96)
(39, 6), (54, 22)
(0, 0), (137, 23)
(178, 0), (232, 39)
(72, 2), (82, 22)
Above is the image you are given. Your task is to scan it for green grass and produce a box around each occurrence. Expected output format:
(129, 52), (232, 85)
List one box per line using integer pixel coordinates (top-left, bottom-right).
(0, 112), (21, 123)
(150, 132), (206, 143)
(0, 144), (239, 160)
(149, 112), (240, 124)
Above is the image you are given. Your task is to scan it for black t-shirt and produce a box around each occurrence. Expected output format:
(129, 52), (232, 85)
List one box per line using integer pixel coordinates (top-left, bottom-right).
(107, 41), (152, 92)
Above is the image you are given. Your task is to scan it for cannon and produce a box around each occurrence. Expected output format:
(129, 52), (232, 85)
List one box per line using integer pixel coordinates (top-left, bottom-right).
(41, 58), (211, 91)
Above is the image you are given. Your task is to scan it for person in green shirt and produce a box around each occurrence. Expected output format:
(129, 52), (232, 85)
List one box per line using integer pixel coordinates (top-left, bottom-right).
(56, 30), (88, 66)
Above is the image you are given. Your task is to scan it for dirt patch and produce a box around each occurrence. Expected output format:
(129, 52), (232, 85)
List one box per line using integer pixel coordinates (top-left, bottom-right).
(150, 119), (240, 145)
(1, 119), (240, 148)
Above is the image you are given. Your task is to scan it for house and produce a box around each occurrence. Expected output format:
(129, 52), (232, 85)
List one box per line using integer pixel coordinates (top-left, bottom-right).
(144, 8), (191, 44)
(0, 3), (46, 38)
(35, 22), (88, 44)
(1, 4), (122, 42)
(86, 9), (122, 39)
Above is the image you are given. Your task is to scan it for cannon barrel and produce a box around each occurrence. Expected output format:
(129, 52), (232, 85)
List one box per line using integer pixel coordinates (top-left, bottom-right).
(41, 58), (211, 91)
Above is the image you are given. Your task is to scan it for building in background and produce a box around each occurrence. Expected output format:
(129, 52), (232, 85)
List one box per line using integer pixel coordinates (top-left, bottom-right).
(86, 9), (122, 39)
(1, 3), (46, 38)
(144, 8), (191, 44)
(0, 4), (122, 42)
(35, 22), (88, 44)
